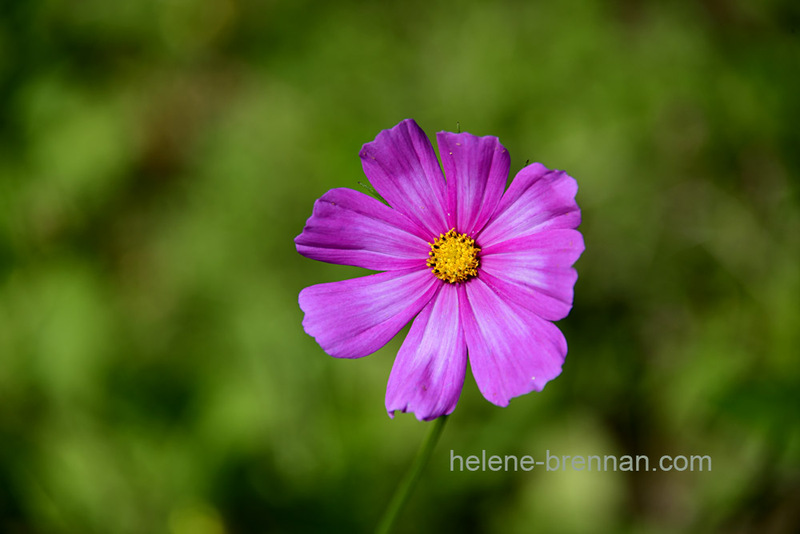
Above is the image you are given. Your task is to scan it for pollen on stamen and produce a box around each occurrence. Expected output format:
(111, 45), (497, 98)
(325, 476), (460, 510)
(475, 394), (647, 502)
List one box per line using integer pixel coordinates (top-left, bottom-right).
(426, 229), (481, 284)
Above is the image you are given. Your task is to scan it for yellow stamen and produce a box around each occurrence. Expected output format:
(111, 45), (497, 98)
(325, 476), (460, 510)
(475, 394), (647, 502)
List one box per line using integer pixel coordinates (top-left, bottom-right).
(426, 229), (481, 284)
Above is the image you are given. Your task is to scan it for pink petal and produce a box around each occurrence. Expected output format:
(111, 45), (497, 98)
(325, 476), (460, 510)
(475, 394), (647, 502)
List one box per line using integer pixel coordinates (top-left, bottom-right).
(299, 269), (438, 359)
(360, 119), (448, 239)
(460, 278), (568, 407)
(478, 163), (580, 247)
(295, 188), (430, 271)
(437, 131), (509, 237)
(479, 229), (585, 321)
(386, 284), (467, 421)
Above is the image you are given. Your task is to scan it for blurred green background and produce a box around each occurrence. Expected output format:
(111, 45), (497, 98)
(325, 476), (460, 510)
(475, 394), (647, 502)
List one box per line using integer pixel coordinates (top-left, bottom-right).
(1, 0), (799, 532)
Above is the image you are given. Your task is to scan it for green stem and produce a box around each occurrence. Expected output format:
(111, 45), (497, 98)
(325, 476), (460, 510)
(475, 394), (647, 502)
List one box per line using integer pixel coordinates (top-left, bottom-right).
(376, 415), (449, 534)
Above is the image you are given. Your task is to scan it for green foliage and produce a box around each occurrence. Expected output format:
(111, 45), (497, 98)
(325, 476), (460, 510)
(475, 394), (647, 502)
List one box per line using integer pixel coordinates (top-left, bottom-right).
(1, 0), (799, 532)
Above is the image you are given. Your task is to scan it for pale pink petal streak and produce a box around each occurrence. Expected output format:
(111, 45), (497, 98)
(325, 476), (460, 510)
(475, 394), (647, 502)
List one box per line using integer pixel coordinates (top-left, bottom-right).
(437, 131), (509, 236)
(299, 269), (438, 359)
(478, 163), (580, 247)
(479, 229), (585, 321)
(295, 188), (430, 271)
(386, 284), (467, 421)
(360, 119), (448, 238)
(460, 279), (568, 407)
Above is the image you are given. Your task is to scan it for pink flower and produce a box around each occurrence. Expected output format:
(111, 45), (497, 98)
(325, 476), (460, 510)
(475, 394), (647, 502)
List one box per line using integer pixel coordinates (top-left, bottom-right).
(295, 119), (584, 421)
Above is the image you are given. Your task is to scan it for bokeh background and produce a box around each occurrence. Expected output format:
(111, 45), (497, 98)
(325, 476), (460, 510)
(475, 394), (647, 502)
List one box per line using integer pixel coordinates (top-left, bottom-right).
(1, 0), (799, 532)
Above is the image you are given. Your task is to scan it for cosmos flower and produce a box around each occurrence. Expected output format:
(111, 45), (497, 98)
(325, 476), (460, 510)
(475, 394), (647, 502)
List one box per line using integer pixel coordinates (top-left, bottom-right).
(295, 119), (583, 421)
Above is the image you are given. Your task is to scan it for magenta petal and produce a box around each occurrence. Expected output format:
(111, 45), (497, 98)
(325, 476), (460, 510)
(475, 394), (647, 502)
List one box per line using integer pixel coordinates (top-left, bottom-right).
(479, 229), (585, 321)
(437, 131), (509, 237)
(386, 284), (467, 421)
(295, 188), (430, 270)
(299, 269), (438, 359)
(360, 119), (448, 238)
(478, 163), (580, 247)
(460, 279), (567, 407)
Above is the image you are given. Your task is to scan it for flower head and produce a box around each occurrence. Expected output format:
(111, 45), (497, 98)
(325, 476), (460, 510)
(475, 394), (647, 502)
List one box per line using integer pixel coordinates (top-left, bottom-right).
(295, 119), (584, 421)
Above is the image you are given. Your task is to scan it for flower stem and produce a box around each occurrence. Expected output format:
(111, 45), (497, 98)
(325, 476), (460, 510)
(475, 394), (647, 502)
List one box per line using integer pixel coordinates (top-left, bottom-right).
(375, 415), (449, 534)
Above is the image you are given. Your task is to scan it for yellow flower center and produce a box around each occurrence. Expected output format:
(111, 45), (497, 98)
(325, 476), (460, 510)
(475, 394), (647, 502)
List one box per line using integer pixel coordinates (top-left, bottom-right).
(426, 229), (481, 284)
